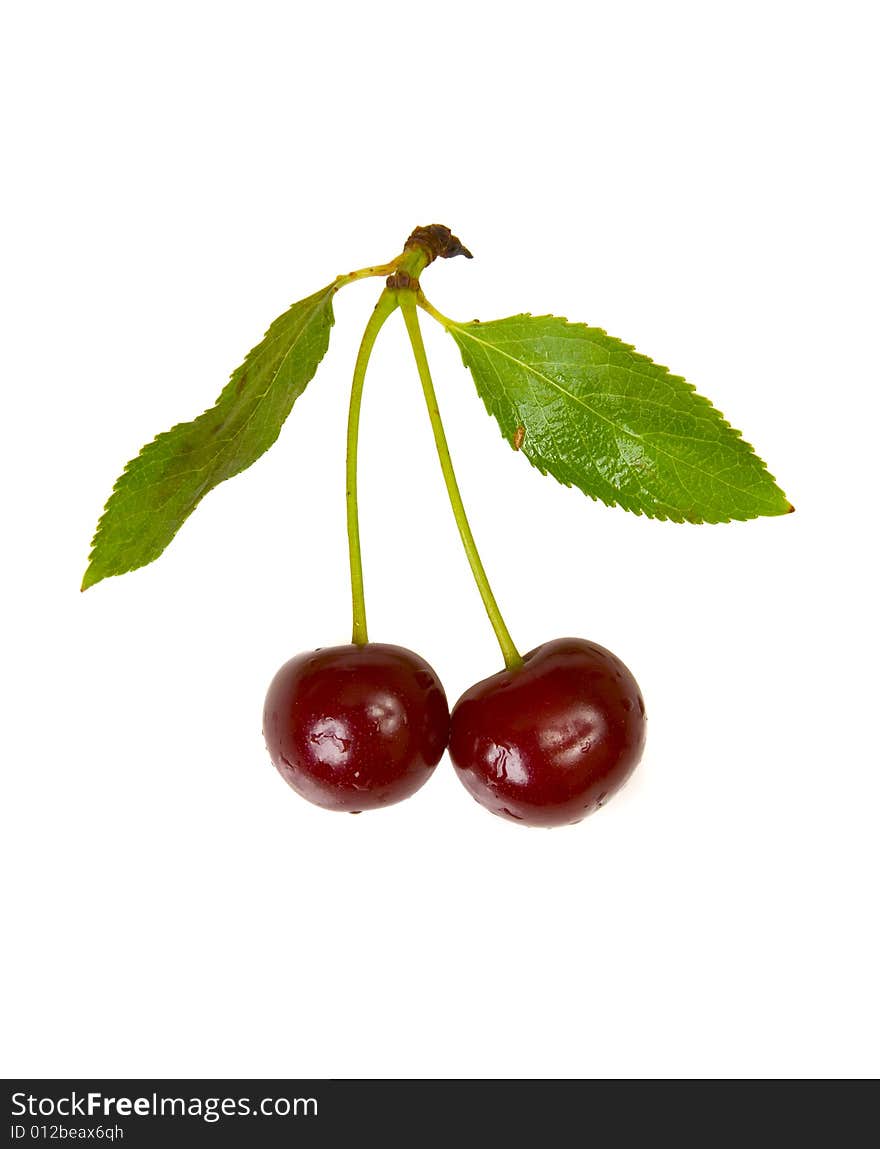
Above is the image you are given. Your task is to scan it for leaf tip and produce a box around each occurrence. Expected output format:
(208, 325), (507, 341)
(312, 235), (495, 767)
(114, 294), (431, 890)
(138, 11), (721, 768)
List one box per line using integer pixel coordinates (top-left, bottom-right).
(81, 564), (101, 592)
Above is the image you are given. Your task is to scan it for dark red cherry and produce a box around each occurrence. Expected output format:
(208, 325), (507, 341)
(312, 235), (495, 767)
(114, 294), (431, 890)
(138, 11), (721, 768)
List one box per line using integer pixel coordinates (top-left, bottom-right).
(263, 643), (449, 813)
(449, 638), (646, 827)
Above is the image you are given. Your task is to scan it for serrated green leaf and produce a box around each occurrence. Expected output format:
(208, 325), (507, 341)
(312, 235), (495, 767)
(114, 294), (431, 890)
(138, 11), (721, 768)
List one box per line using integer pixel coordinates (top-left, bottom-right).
(446, 313), (791, 523)
(83, 283), (338, 589)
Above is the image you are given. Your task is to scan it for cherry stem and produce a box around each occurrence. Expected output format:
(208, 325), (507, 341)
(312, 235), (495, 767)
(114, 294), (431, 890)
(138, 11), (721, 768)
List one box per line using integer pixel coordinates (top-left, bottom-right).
(347, 289), (399, 645)
(399, 294), (523, 670)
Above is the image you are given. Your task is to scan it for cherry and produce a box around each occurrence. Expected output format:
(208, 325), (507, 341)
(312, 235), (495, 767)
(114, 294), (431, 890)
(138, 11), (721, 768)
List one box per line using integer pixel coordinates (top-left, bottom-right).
(263, 643), (449, 813)
(449, 638), (646, 827)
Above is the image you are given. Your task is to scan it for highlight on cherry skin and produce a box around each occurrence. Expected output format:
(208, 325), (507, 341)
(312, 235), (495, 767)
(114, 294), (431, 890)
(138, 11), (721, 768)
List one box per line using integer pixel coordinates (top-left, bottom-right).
(449, 638), (647, 828)
(263, 643), (450, 813)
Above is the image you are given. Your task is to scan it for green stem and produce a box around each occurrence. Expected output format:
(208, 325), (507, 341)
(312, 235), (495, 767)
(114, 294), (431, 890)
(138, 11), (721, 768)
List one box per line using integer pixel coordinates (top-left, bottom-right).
(399, 294), (523, 669)
(415, 293), (453, 327)
(333, 262), (396, 292)
(347, 289), (399, 645)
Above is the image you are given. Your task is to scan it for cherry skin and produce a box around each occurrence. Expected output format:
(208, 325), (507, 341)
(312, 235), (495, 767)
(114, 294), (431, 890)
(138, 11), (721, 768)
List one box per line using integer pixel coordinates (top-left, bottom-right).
(449, 638), (646, 827)
(263, 643), (449, 813)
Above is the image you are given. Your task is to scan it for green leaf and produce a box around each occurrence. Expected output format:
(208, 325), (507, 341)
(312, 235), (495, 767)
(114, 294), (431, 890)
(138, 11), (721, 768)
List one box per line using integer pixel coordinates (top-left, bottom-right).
(446, 313), (791, 523)
(83, 283), (338, 589)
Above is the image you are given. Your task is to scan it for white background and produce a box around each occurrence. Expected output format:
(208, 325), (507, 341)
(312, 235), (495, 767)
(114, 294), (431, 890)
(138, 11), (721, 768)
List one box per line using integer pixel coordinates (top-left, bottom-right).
(2, 1), (877, 1078)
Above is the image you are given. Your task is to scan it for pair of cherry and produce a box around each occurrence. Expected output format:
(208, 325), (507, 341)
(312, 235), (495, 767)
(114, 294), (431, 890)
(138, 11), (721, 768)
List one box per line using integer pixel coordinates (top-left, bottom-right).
(263, 636), (646, 827)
